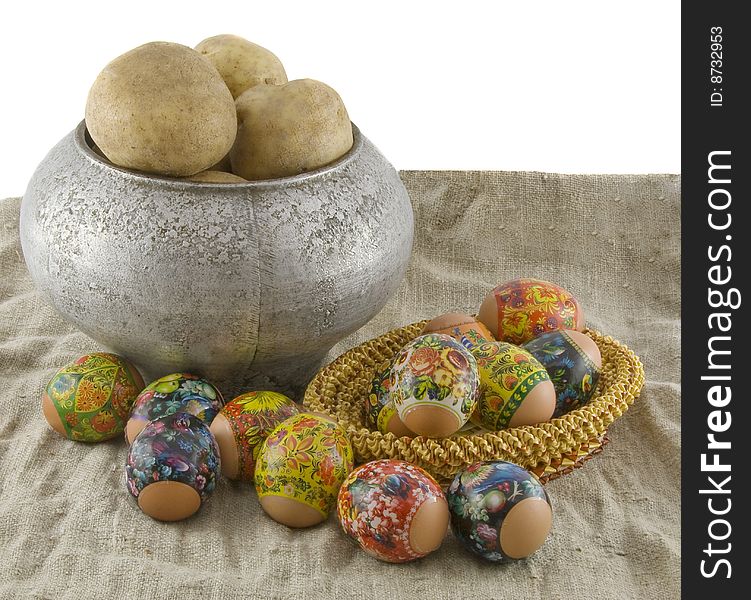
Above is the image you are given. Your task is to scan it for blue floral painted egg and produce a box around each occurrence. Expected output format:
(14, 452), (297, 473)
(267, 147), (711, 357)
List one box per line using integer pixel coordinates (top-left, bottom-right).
(522, 330), (602, 416)
(125, 373), (224, 443)
(125, 412), (220, 521)
(447, 461), (552, 562)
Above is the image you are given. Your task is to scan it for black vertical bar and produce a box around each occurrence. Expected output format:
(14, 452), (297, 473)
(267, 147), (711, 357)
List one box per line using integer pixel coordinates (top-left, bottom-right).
(682, 3), (749, 597)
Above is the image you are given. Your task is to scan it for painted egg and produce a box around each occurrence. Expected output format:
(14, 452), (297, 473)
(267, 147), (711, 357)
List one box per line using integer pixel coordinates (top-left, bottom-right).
(390, 333), (479, 438)
(125, 373), (224, 444)
(42, 352), (144, 442)
(447, 460), (552, 562)
(421, 312), (495, 350)
(523, 330), (602, 416)
(125, 412), (220, 521)
(338, 459), (449, 563)
(366, 361), (414, 438)
(255, 412), (354, 528)
(210, 390), (300, 480)
(478, 278), (584, 345)
(471, 342), (556, 429)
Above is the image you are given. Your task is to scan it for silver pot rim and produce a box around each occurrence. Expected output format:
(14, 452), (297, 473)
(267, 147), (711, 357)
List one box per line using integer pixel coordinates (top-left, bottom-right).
(76, 119), (365, 189)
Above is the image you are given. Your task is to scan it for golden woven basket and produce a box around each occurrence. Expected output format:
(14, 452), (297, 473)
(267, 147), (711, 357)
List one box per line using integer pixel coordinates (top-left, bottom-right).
(304, 321), (645, 484)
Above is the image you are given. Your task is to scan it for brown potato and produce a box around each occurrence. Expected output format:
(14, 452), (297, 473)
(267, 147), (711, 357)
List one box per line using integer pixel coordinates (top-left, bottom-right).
(195, 34), (287, 99)
(85, 41), (237, 177)
(231, 79), (353, 180)
(184, 170), (247, 183)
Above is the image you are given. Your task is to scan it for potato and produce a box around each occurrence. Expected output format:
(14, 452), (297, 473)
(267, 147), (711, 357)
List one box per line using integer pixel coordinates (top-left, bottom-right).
(86, 41), (237, 177)
(231, 79), (353, 180)
(185, 170), (247, 183)
(195, 34), (287, 99)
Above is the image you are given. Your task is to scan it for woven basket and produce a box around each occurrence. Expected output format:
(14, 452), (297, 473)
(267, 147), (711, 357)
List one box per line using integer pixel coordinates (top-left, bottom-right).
(304, 321), (644, 484)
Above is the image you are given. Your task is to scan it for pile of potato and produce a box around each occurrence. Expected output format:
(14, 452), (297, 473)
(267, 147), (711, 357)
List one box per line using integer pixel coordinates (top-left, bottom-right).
(85, 35), (353, 182)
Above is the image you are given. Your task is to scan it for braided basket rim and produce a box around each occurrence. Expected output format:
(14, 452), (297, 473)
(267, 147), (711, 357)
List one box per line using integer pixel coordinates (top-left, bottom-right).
(303, 321), (645, 482)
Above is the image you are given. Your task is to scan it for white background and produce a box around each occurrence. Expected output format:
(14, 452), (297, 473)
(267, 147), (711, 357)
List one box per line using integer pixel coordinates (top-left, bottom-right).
(0, 0), (680, 198)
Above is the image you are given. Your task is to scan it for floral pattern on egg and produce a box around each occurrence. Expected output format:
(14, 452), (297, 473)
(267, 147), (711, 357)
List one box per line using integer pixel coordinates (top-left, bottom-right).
(523, 330), (601, 416)
(448, 460), (551, 562)
(43, 352), (144, 442)
(482, 278), (583, 345)
(125, 412), (220, 502)
(129, 373), (224, 429)
(338, 459), (446, 563)
(389, 334), (479, 430)
(255, 413), (354, 517)
(471, 342), (552, 430)
(220, 390), (300, 480)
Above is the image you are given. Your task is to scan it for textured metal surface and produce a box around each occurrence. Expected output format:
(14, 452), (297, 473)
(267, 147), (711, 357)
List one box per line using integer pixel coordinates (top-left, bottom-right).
(20, 121), (413, 397)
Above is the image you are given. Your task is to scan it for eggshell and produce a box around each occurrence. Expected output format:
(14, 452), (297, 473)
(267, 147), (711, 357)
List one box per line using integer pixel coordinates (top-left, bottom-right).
(125, 373), (223, 444)
(125, 412), (220, 521)
(390, 333), (479, 438)
(447, 460), (552, 562)
(471, 341), (556, 429)
(338, 459), (449, 563)
(254, 413), (354, 527)
(366, 361), (414, 438)
(422, 312), (495, 349)
(523, 330), (602, 416)
(42, 352), (144, 442)
(210, 390), (300, 480)
(478, 278), (584, 345)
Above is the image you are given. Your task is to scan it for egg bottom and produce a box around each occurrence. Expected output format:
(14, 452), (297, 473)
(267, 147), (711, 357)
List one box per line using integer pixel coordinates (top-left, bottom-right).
(409, 496), (450, 555)
(137, 480), (202, 522)
(41, 393), (67, 437)
(210, 413), (240, 480)
(499, 497), (553, 559)
(259, 495), (326, 528)
(402, 404), (463, 438)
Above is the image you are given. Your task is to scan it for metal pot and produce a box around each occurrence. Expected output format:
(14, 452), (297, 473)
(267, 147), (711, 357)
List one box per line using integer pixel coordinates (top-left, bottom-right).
(20, 121), (413, 396)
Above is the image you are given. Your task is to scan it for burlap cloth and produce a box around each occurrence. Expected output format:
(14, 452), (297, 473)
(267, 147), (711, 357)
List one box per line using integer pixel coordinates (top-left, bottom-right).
(0, 171), (680, 599)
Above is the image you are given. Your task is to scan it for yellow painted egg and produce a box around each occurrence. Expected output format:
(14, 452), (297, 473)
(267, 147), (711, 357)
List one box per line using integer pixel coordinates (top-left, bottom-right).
(210, 390), (300, 481)
(254, 412), (354, 528)
(366, 360), (414, 438)
(478, 278), (584, 345)
(422, 312), (495, 349)
(42, 352), (144, 442)
(471, 341), (556, 429)
(390, 333), (479, 438)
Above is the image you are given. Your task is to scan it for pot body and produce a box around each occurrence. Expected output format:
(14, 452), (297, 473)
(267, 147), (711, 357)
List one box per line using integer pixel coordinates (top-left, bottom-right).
(20, 122), (413, 396)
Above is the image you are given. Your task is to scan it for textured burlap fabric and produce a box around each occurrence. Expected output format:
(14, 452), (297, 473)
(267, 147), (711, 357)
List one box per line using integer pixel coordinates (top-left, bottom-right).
(0, 171), (680, 599)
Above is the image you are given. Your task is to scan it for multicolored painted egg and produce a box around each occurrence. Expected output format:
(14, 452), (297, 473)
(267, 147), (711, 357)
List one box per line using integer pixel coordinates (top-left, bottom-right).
(125, 412), (220, 521)
(366, 361), (414, 438)
(125, 373), (223, 444)
(254, 412), (354, 528)
(42, 352), (144, 442)
(447, 461), (552, 562)
(210, 390), (300, 480)
(523, 330), (602, 416)
(338, 459), (449, 563)
(390, 333), (479, 438)
(471, 341), (556, 429)
(478, 278), (584, 345)
(422, 312), (495, 350)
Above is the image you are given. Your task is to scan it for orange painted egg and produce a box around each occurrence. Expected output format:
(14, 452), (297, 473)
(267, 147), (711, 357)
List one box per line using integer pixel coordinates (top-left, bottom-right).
(422, 312), (495, 349)
(210, 390), (300, 480)
(478, 278), (584, 345)
(42, 352), (144, 442)
(338, 459), (449, 563)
